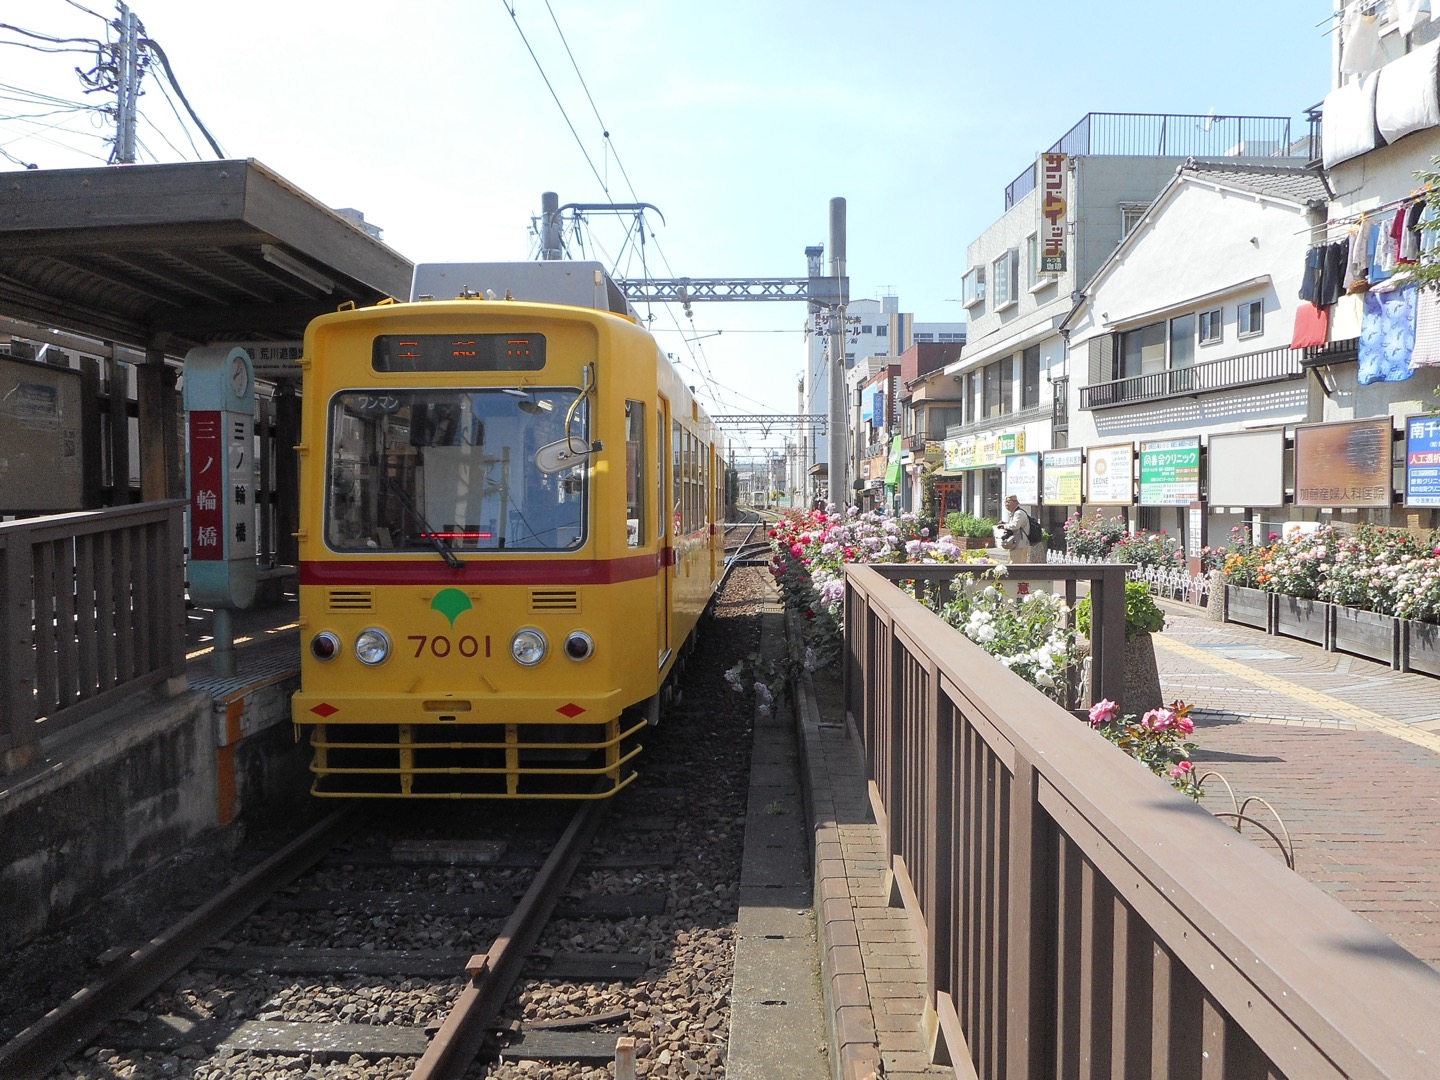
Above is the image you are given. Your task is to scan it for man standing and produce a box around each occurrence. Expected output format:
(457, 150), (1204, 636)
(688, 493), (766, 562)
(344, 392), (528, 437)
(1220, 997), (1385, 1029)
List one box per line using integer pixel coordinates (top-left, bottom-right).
(999, 494), (1036, 563)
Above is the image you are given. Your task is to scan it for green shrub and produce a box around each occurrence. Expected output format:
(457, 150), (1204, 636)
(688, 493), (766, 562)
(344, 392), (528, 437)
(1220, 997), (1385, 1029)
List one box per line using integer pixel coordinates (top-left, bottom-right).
(945, 511), (998, 540)
(1076, 581), (1165, 640)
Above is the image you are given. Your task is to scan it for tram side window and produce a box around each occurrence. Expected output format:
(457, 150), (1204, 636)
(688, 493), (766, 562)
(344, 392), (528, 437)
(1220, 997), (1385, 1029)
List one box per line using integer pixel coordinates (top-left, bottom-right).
(625, 400), (645, 548)
(657, 406), (666, 541)
(672, 420), (682, 536)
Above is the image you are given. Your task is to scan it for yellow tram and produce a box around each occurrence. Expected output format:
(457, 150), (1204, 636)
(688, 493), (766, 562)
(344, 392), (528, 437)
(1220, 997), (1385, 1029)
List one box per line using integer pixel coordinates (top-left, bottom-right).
(292, 262), (725, 798)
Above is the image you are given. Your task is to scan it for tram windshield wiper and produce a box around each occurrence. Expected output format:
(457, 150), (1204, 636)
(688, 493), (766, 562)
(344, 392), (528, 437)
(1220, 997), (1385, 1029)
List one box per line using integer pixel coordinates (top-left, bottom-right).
(382, 473), (462, 569)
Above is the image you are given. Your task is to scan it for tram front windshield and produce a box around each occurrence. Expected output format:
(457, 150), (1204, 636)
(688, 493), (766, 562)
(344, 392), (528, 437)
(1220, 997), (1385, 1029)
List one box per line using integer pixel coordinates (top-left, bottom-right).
(325, 388), (587, 554)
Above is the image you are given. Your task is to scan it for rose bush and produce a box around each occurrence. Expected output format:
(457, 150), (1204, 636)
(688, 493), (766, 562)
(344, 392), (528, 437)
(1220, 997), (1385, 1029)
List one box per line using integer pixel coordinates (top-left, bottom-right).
(1214, 523), (1440, 622)
(1087, 698), (1202, 799)
(924, 568), (1077, 703)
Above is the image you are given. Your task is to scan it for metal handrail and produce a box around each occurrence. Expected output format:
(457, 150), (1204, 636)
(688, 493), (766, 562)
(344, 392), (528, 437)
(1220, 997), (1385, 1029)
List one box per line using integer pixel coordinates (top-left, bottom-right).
(1080, 343), (1305, 410)
(1004, 112), (1297, 209)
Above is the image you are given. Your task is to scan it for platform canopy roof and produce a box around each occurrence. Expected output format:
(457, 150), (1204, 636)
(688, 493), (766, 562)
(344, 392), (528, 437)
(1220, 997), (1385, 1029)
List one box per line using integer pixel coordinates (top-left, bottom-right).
(0, 158), (413, 356)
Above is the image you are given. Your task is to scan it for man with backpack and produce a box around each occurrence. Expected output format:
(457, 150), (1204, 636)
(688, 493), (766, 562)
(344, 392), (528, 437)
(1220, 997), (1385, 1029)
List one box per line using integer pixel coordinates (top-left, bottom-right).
(999, 494), (1043, 563)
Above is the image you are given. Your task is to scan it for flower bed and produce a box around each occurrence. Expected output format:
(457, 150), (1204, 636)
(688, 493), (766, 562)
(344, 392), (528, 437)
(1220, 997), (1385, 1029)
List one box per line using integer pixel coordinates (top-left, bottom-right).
(757, 505), (1200, 798)
(1215, 523), (1440, 670)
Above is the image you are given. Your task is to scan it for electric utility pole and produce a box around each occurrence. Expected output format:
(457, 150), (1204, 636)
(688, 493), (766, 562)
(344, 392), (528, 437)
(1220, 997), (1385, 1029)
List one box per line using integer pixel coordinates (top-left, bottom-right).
(113, 3), (141, 164)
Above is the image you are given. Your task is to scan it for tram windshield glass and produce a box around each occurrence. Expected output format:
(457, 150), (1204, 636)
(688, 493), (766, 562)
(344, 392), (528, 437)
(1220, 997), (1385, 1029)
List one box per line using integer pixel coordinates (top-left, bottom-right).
(325, 387), (588, 554)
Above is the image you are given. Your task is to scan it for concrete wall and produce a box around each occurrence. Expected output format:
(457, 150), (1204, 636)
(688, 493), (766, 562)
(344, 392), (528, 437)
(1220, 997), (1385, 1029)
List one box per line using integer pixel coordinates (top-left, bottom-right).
(0, 673), (308, 952)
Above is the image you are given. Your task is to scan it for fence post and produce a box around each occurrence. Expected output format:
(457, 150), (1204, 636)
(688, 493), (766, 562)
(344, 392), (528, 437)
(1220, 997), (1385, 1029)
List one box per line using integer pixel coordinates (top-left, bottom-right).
(0, 526), (41, 773)
(1006, 757), (1052, 1080)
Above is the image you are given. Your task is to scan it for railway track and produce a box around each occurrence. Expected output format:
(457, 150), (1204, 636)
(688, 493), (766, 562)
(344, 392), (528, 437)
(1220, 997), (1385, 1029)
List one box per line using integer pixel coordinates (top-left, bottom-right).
(2, 534), (776, 1080)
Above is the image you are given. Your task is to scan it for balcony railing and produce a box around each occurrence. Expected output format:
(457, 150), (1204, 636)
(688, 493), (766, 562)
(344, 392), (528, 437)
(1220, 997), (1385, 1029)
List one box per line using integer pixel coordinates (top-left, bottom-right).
(1080, 344), (1305, 411)
(1005, 112), (1298, 209)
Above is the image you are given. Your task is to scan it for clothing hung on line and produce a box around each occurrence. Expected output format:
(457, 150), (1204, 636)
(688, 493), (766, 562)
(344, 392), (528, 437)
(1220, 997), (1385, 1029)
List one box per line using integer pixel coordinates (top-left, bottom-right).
(1357, 283), (1419, 385)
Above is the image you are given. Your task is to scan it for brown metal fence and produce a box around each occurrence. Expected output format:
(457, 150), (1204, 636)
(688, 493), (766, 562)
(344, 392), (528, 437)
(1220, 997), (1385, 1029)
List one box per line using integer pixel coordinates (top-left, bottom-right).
(844, 562), (1440, 1079)
(0, 501), (187, 774)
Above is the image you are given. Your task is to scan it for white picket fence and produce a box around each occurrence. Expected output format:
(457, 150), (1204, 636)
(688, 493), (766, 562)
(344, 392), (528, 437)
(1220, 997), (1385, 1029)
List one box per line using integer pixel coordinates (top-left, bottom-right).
(1047, 551), (1212, 607)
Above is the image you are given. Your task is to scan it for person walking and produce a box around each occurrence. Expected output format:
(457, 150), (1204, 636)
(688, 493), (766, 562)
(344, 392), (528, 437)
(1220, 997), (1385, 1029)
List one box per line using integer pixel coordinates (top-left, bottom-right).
(999, 494), (1037, 563)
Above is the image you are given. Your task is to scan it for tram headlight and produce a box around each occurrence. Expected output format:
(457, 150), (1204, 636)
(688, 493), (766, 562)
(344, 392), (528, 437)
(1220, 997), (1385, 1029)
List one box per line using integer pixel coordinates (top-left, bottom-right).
(310, 631), (341, 661)
(354, 627), (392, 666)
(563, 630), (594, 661)
(511, 628), (549, 667)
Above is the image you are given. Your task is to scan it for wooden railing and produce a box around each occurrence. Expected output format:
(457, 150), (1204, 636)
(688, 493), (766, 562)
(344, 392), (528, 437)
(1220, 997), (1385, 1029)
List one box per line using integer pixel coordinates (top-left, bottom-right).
(1, 501), (187, 774)
(843, 562), (1440, 1079)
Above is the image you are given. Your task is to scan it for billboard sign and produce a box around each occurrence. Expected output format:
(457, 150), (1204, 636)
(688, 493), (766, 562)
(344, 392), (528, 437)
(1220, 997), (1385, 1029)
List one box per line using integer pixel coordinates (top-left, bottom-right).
(1039, 153), (1067, 272)
(1042, 448), (1083, 504)
(1139, 436), (1201, 506)
(1294, 418), (1393, 508)
(1005, 452), (1041, 504)
(1086, 443), (1134, 505)
(1405, 414), (1440, 508)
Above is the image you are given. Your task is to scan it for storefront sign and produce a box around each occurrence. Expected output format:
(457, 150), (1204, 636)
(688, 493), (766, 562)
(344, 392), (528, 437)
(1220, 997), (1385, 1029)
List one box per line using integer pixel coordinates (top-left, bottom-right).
(1005, 452), (1041, 503)
(1038, 153), (1067, 273)
(1405, 414), (1440, 508)
(1139, 436), (1201, 506)
(1042, 448), (1083, 504)
(1086, 443), (1134, 505)
(1294, 418), (1393, 508)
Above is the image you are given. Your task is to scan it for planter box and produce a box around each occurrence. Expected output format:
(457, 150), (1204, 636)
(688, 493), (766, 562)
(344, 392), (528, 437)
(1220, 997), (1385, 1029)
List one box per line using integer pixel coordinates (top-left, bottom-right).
(1401, 619), (1440, 677)
(1225, 585), (1272, 633)
(1274, 596), (1332, 648)
(1332, 605), (1398, 668)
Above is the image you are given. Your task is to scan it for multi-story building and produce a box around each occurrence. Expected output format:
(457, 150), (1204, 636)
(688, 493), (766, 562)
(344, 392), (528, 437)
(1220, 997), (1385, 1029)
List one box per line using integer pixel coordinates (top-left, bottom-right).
(800, 295), (964, 503)
(895, 342), (965, 516)
(940, 112), (1308, 532)
(1060, 159), (1330, 545)
(1049, 7), (1440, 557)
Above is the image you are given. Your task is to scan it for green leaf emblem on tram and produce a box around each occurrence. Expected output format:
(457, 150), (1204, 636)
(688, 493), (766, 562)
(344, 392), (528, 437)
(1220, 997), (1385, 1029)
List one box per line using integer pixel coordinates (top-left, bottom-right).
(431, 587), (473, 628)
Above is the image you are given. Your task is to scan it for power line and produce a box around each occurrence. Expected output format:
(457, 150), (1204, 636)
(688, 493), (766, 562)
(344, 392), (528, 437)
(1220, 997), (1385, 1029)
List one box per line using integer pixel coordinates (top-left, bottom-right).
(501, 0), (608, 195)
(138, 36), (223, 157)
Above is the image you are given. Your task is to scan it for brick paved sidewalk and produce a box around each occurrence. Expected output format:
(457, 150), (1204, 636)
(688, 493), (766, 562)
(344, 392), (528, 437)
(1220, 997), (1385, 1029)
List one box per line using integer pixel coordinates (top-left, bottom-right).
(1155, 605), (1440, 971)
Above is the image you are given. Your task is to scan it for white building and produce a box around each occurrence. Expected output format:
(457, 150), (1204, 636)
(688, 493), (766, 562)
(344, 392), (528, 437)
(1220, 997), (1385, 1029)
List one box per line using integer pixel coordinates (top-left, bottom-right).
(799, 294), (963, 502)
(1060, 160), (1330, 544)
(940, 112), (1309, 530)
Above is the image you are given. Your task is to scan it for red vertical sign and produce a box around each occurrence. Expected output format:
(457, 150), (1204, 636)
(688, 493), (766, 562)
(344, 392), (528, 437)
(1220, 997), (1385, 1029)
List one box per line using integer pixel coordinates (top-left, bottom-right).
(189, 410), (224, 562)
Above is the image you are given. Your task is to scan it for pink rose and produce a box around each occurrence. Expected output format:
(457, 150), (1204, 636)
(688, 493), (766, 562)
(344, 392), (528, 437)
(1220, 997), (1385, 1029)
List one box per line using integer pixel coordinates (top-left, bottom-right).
(1088, 699), (1119, 727)
(1168, 761), (1194, 781)
(1141, 708), (1174, 733)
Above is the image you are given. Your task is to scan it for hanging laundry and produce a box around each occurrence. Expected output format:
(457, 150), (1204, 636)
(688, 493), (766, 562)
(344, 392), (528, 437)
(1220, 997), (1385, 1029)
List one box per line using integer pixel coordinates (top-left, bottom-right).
(1320, 239), (1349, 304)
(1395, 0), (1432, 35)
(1357, 284), (1418, 384)
(1412, 288), (1440, 367)
(1341, 2), (1385, 74)
(1421, 198), (1440, 258)
(1291, 303), (1330, 349)
(1399, 200), (1423, 263)
(1370, 213), (1397, 283)
(1332, 291), (1366, 340)
(1344, 217), (1374, 292)
(1299, 244), (1325, 303)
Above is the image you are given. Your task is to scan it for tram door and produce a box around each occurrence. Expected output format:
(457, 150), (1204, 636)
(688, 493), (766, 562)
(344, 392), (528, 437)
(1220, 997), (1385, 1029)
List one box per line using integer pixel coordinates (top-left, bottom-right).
(657, 396), (672, 670)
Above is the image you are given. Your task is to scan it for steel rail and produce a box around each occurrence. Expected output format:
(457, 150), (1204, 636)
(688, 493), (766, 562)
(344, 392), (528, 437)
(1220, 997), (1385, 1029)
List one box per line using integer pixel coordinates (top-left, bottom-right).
(411, 795), (609, 1079)
(0, 806), (357, 1080)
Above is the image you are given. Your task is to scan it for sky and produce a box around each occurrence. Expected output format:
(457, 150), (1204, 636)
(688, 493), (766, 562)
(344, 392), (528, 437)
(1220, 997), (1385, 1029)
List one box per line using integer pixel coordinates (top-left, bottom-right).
(2, 0), (1336, 468)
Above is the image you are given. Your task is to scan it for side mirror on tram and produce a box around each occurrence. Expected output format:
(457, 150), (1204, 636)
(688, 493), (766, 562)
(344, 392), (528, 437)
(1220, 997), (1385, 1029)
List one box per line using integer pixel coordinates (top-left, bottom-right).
(535, 437), (595, 474)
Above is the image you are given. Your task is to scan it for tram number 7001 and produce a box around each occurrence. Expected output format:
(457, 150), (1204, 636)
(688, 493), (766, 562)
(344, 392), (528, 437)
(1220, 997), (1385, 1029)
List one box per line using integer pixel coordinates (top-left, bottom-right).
(407, 634), (488, 658)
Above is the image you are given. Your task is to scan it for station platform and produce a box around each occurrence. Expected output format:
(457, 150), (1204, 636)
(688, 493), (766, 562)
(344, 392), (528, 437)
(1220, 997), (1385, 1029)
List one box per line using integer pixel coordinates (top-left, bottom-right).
(792, 595), (1440, 1079)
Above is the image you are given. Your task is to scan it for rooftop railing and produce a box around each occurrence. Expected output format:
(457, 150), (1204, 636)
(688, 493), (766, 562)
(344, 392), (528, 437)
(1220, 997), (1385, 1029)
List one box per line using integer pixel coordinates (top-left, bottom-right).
(1080, 343), (1306, 411)
(1004, 112), (1300, 209)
